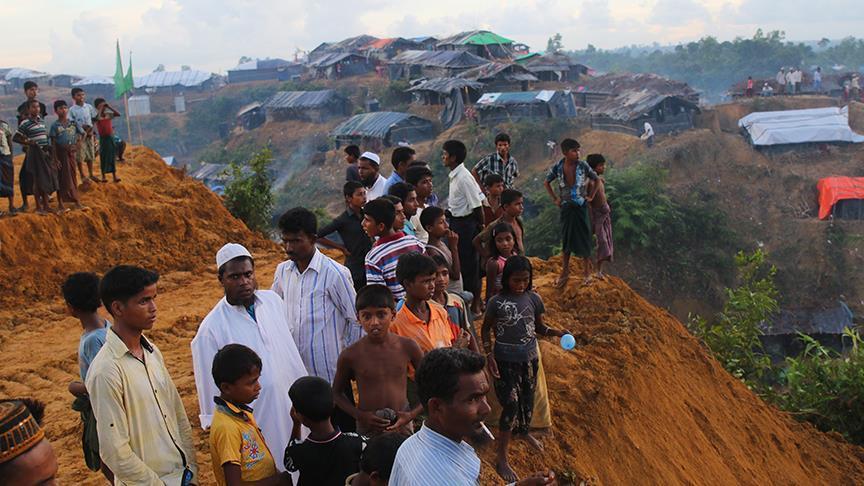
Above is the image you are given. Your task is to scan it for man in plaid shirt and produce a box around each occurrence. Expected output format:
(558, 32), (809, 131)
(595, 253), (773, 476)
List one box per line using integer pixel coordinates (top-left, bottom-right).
(471, 132), (519, 189)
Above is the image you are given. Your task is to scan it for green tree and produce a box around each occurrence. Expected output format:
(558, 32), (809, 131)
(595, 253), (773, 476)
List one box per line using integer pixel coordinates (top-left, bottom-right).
(547, 33), (564, 54)
(223, 149), (274, 235)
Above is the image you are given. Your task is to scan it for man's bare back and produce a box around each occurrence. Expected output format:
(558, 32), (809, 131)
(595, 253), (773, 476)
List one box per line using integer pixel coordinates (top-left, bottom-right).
(333, 333), (423, 434)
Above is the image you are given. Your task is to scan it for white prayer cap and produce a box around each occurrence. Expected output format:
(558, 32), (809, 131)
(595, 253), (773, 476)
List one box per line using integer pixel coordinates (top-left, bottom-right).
(359, 151), (380, 166)
(216, 243), (253, 271)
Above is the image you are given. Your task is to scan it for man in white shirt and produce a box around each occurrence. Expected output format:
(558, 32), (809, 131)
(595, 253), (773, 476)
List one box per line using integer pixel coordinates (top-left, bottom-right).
(191, 243), (308, 471)
(641, 121), (655, 147)
(358, 151), (387, 200)
(442, 139), (485, 314)
(271, 207), (363, 432)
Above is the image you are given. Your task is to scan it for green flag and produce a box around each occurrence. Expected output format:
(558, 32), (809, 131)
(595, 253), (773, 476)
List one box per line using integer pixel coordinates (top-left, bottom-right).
(125, 52), (134, 93)
(113, 41), (130, 99)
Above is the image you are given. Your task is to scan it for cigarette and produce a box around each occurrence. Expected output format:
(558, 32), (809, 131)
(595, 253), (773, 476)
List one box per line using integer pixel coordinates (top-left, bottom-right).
(480, 421), (495, 440)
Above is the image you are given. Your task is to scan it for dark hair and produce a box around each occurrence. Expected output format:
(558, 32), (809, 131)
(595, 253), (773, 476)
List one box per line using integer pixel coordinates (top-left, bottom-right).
(561, 138), (581, 153)
(356, 284), (395, 311)
(360, 432), (406, 479)
(344, 145), (361, 158)
(501, 255), (533, 293)
(442, 140), (467, 164)
(430, 253), (449, 269)
(483, 173), (504, 188)
(27, 99), (40, 108)
(289, 376), (334, 422)
(382, 194), (402, 206)
(419, 206), (445, 231)
(494, 133), (511, 144)
(391, 146), (415, 170)
(362, 198), (395, 229)
(212, 344), (262, 386)
(278, 207), (317, 237)
(388, 182), (414, 203)
(487, 222), (519, 258)
(586, 153), (606, 170)
(343, 180), (364, 198)
(23, 81), (38, 91)
(218, 256), (254, 278)
(100, 265), (159, 315)
(416, 348), (486, 408)
(71, 87), (84, 96)
(62, 272), (101, 312)
(53, 99), (67, 110)
(501, 188), (523, 206)
(93, 98), (106, 108)
(405, 165), (433, 186)
(396, 252), (437, 285)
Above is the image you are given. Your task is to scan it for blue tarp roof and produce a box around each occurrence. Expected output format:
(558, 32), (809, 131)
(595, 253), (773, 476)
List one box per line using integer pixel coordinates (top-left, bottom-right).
(332, 111), (432, 138)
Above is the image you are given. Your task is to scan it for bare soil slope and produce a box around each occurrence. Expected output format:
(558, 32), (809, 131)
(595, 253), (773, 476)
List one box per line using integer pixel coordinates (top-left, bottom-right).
(0, 147), (862, 485)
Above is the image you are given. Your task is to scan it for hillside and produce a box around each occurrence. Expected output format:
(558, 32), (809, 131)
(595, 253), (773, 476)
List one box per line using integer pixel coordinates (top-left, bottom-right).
(0, 147), (863, 484)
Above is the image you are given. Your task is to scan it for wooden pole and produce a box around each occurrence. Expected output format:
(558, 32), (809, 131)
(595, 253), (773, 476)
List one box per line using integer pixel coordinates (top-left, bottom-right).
(123, 92), (132, 144)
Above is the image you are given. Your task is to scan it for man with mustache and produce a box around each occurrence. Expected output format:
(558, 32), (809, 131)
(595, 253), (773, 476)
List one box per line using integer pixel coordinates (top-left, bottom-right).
(191, 243), (308, 473)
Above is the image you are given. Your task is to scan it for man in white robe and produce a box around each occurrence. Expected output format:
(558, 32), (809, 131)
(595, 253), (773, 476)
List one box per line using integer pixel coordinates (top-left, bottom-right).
(191, 243), (309, 472)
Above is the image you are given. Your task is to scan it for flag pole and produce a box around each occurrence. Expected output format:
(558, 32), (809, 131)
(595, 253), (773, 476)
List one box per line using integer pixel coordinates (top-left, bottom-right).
(123, 91), (132, 145)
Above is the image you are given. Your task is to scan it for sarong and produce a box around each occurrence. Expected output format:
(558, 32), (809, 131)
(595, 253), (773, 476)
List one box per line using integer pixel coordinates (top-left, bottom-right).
(99, 134), (116, 175)
(494, 358), (539, 434)
(0, 153), (12, 197)
(19, 152), (33, 197)
(531, 346), (552, 428)
(592, 202), (614, 263)
(561, 200), (592, 258)
(27, 145), (58, 194)
(56, 144), (79, 202)
(77, 134), (95, 164)
(71, 396), (101, 472)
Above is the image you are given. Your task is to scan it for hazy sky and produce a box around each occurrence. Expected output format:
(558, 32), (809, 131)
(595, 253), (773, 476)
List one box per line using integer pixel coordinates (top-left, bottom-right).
(7, 0), (863, 75)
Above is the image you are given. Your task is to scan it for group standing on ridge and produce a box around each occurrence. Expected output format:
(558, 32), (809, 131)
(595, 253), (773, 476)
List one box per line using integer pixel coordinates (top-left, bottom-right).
(0, 82), (125, 217)
(3, 132), (619, 486)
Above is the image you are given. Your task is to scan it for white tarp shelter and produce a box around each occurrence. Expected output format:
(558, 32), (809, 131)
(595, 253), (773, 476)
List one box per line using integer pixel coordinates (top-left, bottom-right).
(738, 106), (864, 146)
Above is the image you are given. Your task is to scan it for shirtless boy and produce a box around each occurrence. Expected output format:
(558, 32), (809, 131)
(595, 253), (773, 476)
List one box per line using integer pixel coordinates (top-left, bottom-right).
(333, 284), (424, 437)
(586, 154), (613, 278)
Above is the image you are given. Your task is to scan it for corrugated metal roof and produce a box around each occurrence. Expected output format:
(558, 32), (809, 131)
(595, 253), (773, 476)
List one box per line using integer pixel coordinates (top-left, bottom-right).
(389, 50), (487, 69)
(588, 92), (699, 121)
(191, 163), (229, 180)
(308, 52), (367, 68)
(263, 90), (342, 109)
(236, 102), (262, 117)
(135, 70), (213, 88)
(73, 75), (115, 86)
(437, 30), (514, 46)
(406, 78), (484, 94)
(458, 62), (538, 82)
(332, 111), (432, 138)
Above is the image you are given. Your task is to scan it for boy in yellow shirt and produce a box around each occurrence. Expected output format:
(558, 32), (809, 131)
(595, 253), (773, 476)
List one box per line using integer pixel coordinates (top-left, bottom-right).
(209, 344), (289, 486)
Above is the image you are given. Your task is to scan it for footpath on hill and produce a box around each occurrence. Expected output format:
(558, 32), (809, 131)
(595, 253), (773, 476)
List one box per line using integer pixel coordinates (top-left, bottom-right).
(0, 147), (863, 485)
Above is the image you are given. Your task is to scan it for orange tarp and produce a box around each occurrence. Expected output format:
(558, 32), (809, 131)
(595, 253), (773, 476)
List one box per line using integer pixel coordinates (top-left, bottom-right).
(817, 176), (864, 219)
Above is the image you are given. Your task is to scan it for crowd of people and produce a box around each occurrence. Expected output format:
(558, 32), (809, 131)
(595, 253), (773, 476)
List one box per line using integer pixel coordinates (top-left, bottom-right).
(0, 132), (617, 485)
(0, 82), (126, 217)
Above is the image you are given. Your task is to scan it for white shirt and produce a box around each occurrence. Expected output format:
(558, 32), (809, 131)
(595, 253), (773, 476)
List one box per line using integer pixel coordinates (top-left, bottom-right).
(191, 290), (309, 472)
(410, 204), (429, 244)
(366, 173), (388, 200)
(69, 103), (97, 132)
(447, 163), (485, 217)
(643, 122), (654, 138)
(271, 249), (363, 382)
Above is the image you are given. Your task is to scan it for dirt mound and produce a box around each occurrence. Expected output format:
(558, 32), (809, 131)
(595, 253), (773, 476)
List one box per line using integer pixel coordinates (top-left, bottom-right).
(0, 146), (270, 308)
(473, 256), (864, 484)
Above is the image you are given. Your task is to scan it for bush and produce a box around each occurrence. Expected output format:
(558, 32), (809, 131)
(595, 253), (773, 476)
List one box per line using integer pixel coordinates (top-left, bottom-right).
(780, 329), (864, 444)
(223, 149), (274, 235)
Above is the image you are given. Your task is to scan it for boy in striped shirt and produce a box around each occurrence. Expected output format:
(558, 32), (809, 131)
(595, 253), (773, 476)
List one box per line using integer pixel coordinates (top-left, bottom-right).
(362, 198), (424, 301)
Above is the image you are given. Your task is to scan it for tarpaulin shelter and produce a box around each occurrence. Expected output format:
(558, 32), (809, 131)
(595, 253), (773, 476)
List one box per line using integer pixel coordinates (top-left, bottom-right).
(308, 53), (371, 79)
(738, 106), (864, 146)
(388, 50), (487, 80)
(475, 90), (576, 124)
(406, 78), (484, 128)
(457, 62), (537, 91)
(331, 111), (435, 148)
(518, 53), (591, 82)
(436, 30), (516, 59)
(227, 58), (304, 83)
(263, 90), (351, 122)
(817, 177), (864, 220)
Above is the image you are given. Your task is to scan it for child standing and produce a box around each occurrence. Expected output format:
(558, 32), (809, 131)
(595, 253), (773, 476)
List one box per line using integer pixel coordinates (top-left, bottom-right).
(430, 254), (474, 341)
(586, 154), (613, 278)
(13, 99), (59, 214)
(63, 272), (113, 483)
(481, 256), (569, 483)
(474, 189), (525, 261)
(0, 117), (13, 215)
(484, 222), (520, 303)
(362, 198), (424, 301)
(284, 376), (366, 486)
(92, 98), (121, 183)
(332, 285), (424, 437)
(482, 173), (505, 224)
(420, 206), (462, 293)
(209, 344), (288, 486)
(69, 87), (99, 183)
(405, 164), (435, 243)
(317, 181), (373, 291)
(49, 100), (84, 210)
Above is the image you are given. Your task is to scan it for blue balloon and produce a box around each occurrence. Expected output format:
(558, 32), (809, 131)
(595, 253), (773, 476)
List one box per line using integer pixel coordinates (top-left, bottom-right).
(560, 333), (576, 350)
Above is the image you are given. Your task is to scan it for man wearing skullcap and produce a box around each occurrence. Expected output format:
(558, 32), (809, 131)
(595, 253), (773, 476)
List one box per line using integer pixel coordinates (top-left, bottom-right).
(0, 398), (58, 485)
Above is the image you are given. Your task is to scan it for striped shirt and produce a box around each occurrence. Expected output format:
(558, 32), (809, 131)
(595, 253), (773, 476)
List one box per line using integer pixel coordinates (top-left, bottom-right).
(16, 117), (49, 147)
(474, 151), (519, 188)
(389, 423), (481, 486)
(271, 249), (362, 382)
(365, 232), (424, 301)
